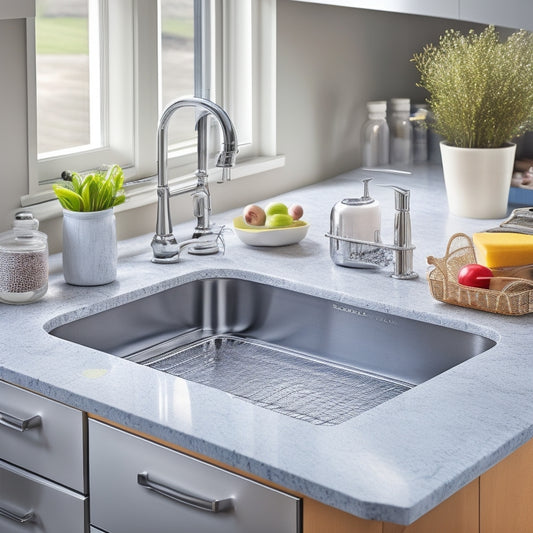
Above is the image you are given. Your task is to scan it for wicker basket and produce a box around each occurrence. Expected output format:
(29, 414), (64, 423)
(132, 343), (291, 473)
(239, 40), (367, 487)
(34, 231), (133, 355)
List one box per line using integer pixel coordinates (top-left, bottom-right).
(427, 233), (533, 315)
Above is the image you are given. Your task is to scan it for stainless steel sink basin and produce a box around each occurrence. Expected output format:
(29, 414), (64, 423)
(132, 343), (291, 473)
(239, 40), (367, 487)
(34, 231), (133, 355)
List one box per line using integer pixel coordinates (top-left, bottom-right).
(49, 277), (495, 425)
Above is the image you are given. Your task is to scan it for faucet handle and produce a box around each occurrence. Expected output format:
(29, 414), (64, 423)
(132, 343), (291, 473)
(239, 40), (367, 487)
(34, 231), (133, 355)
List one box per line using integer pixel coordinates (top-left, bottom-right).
(187, 225), (227, 256)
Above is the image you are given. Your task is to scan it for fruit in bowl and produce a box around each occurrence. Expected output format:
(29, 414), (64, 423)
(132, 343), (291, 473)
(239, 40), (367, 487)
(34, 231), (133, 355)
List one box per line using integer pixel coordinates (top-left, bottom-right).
(243, 204), (266, 226)
(288, 204), (304, 220)
(242, 202), (304, 228)
(265, 202), (289, 216)
(266, 213), (294, 228)
(233, 201), (309, 246)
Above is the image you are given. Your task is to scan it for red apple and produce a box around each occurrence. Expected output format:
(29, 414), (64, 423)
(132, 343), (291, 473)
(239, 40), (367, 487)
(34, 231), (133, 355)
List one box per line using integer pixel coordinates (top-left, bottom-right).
(457, 264), (493, 289)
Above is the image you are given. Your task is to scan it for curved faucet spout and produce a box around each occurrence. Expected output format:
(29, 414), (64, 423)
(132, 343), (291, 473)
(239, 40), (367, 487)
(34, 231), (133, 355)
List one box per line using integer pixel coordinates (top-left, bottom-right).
(157, 96), (238, 188)
(152, 95), (238, 263)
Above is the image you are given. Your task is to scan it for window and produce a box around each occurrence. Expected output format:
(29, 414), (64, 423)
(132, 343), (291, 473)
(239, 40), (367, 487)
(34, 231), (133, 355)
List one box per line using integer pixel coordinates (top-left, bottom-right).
(35, 0), (93, 154)
(28, 0), (135, 194)
(24, 0), (280, 211)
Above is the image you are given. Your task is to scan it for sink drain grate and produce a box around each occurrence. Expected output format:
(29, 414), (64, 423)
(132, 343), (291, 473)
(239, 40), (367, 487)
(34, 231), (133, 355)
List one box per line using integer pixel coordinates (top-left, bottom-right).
(146, 335), (411, 425)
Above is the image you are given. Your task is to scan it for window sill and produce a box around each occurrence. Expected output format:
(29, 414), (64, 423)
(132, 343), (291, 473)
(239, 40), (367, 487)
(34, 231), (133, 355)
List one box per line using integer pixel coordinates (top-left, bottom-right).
(22, 155), (285, 223)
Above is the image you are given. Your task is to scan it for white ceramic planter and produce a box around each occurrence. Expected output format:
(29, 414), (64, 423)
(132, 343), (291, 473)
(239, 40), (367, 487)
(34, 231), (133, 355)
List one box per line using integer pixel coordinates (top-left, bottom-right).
(440, 141), (516, 219)
(62, 208), (117, 286)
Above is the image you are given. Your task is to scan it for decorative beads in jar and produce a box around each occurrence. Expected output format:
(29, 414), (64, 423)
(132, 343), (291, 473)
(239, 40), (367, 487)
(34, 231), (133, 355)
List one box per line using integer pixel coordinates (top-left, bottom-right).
(0, 213), (48, 304)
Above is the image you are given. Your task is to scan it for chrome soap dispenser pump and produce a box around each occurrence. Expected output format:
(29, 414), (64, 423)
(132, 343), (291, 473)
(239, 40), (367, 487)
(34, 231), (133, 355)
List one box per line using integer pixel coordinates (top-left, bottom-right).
(385, 185), (418, 280)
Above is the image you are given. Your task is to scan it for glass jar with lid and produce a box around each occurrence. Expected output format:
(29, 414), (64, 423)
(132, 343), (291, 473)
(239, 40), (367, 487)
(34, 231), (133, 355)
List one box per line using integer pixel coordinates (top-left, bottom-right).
(0, 213), (48, 304)
(389, 98), (413, 166)
(361, 101), (389, 167)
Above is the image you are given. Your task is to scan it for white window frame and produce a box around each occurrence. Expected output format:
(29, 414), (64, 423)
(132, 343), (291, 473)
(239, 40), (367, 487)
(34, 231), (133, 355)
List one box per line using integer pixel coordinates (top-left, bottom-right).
(22, 0), (283, 216)
(26, 0), (137, 196)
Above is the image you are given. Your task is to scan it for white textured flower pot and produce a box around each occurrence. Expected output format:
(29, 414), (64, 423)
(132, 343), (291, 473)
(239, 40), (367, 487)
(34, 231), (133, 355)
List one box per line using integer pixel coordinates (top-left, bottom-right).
(440, 141), (516, 219)
(62, 209), (117, 286)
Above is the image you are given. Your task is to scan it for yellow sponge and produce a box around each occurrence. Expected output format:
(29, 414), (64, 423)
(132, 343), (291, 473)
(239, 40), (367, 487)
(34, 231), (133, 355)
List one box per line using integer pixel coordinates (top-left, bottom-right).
(473, 232), (533, 268)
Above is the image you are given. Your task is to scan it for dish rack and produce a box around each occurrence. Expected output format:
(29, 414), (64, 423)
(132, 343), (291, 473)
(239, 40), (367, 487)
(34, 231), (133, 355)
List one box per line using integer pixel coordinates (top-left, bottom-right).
(427, 233), (533, 316)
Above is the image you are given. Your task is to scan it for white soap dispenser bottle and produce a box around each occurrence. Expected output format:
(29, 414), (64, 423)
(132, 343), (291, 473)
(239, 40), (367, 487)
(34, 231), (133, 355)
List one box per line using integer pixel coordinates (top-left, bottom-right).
(330, 177), (381, 243)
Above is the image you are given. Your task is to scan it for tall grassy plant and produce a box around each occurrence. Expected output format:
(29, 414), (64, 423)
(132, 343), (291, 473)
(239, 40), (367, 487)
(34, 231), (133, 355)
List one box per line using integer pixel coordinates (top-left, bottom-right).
(53, 164), (126, 212)
(412, 26), (533, 148)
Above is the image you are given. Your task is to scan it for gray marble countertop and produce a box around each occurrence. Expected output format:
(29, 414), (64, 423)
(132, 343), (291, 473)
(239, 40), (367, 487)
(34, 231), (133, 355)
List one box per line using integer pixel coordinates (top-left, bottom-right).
(1, 164), (531, 525)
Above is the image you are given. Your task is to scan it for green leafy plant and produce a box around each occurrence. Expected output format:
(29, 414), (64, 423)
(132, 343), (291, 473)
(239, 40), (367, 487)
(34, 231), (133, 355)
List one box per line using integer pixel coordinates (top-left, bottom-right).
(412, 26), (533, 148)
(53, 164), (126, 212)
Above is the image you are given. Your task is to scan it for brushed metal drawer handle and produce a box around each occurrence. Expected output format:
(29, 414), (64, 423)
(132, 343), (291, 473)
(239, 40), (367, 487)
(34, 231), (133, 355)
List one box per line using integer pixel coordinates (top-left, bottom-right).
(0, 410), (41, 432)
(137, 472), (233, 513)
(0, 505), (34, 524)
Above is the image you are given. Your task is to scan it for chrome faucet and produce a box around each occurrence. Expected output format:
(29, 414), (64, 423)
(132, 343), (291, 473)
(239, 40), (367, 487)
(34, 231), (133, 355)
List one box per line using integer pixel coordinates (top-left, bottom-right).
(151, 96), (238, 263)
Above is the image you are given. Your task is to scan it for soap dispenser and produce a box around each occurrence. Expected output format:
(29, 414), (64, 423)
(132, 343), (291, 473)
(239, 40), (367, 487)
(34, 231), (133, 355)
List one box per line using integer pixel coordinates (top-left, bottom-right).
(329, 178), (382, 268)
(330, 178), (381, 241)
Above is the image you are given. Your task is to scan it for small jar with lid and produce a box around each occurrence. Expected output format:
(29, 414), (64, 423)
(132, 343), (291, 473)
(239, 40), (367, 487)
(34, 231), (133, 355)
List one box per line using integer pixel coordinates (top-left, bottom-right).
(389, 98), (413, 166)
(0, 213), (49, 304)
(361, 101), (389, 167)
(411, 104), (428, 162)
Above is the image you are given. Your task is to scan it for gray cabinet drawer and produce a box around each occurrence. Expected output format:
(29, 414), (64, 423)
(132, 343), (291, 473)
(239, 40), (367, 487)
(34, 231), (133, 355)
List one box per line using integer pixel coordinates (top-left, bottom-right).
(0, 380), (86, 493)
(0, 459), (88, 533)
(89, 419), (300, 533)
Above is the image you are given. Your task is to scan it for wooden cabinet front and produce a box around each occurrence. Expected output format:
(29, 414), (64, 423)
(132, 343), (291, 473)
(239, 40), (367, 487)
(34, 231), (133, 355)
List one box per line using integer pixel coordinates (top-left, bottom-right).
(480, 437), (533, 533)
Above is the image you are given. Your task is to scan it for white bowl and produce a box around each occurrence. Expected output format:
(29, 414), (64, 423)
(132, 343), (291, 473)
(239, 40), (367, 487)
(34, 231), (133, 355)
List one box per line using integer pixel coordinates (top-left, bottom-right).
(233, 216), (310, 247)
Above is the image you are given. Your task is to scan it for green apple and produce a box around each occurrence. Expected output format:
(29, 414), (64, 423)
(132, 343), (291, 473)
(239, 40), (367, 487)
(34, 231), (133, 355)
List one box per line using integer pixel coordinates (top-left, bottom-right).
(265, 213), (293, 228)
(265, 202), (289, 216)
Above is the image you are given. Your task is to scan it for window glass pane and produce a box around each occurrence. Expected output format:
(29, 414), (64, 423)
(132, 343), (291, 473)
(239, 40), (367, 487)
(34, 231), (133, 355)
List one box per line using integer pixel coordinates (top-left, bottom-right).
(36, 0), (95, 155)
(160, 0), (195, 147)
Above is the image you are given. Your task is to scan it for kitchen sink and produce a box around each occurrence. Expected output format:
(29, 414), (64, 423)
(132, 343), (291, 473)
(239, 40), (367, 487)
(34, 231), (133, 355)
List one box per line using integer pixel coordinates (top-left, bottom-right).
(49, 277), (496, 425)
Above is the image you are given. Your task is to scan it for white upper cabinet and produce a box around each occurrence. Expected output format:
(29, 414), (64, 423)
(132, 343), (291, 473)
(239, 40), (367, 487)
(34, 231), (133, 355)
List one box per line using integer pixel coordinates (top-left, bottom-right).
(290, 0), (532, 30)
(290, 0), (459, 19)
(460, 0), (533, 31)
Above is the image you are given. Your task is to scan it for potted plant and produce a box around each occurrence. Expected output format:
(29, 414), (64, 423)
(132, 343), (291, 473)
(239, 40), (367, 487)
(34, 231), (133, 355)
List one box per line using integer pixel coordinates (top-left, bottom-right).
(53, 164), (125, 286)
(412, 26), (533, 218)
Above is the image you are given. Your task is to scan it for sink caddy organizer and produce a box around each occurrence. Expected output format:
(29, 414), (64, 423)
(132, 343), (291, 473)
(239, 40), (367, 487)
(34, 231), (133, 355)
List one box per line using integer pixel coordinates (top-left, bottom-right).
(427, 233), (533, 316)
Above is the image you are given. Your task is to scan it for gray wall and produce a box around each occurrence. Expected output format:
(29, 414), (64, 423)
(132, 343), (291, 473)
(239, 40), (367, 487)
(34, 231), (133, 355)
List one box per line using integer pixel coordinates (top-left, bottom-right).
(210, 2), (484, 223)
(0, 2), (485, 252)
